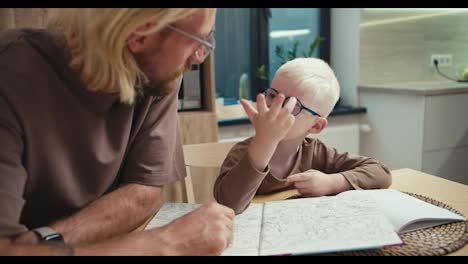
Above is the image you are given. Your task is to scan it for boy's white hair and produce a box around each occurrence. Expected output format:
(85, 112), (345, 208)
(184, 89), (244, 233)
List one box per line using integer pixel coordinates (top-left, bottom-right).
(275, 58), (340, 117)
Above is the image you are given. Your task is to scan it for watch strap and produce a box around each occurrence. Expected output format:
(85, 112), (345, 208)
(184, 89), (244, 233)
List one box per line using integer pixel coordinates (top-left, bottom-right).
(33, 226), (63, 242)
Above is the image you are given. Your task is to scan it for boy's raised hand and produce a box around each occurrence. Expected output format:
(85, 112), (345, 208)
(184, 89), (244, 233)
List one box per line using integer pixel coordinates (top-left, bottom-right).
(240, 93), (296, 146)
(240, 93), (296, 172)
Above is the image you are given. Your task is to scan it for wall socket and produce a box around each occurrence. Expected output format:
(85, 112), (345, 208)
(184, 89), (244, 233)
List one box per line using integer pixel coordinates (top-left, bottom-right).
(430, 54), (452, 67)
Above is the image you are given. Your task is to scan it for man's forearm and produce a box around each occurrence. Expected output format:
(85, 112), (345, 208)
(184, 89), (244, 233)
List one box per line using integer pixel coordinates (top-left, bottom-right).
(51, 183), (161, 245)
(1, 239), (75, 256)
(2, 227), (168, 256)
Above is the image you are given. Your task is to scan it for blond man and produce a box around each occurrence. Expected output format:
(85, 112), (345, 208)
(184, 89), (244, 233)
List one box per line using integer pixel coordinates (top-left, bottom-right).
(214, 58), (392, 214)
(0, 8), (234, 255)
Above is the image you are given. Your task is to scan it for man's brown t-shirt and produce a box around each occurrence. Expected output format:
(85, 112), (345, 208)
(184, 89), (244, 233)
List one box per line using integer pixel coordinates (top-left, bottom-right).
(0, 29), (186, 236)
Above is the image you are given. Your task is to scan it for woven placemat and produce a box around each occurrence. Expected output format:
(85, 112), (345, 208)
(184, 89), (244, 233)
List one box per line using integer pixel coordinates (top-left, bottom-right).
(287, 192), (468, 256)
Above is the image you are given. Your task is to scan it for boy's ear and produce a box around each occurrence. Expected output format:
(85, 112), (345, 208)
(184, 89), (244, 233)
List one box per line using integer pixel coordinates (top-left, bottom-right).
(127, 22), (157, 53)
(308, 117), (328, 134)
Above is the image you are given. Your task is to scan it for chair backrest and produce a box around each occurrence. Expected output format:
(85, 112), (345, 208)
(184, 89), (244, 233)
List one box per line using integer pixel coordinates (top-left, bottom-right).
(182, 141), (238, 203)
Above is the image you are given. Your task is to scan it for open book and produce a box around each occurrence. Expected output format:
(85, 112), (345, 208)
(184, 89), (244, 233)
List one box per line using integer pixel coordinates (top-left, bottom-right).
(145, 189), (465, 256)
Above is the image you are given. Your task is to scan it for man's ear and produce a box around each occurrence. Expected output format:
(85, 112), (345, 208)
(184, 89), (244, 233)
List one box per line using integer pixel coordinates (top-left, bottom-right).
(127, 22), (157, 53)
(308, 117), (328, 134)
(127, 33), (146, 53)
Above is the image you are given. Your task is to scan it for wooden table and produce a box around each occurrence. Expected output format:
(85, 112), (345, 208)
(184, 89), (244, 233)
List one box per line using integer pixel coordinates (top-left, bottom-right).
(252, 168), (468, 256)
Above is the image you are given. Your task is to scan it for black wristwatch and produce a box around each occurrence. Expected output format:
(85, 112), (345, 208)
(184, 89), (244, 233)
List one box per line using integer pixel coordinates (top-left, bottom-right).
(33, 226), (64, 242)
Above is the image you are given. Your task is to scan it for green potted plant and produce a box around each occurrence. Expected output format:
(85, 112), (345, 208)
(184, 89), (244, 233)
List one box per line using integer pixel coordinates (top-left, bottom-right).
(239, 73), (249, 100)
(257, 36), (325, 82)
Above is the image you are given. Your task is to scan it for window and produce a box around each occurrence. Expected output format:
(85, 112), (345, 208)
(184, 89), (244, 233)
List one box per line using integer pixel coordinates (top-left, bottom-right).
(214, 8), (252, 105)
(214, 8), (330, 105)
(268, 8), (330, 80)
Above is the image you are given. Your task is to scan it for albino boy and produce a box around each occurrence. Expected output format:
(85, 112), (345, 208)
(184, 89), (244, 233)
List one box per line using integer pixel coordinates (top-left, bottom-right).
(214, 58), (391, 213)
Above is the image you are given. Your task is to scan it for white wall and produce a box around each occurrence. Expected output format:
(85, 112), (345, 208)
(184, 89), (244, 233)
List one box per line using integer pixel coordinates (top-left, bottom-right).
(331, 8), (361, 107)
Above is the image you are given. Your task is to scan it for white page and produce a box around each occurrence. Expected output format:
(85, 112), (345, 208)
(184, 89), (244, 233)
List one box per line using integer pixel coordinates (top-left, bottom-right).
(339, 189), (465, 233)
(145, 203), (200, 230)
(259, 195), (402, 256)
(221, 203), (263, 256)
(145, 202), (263, 256)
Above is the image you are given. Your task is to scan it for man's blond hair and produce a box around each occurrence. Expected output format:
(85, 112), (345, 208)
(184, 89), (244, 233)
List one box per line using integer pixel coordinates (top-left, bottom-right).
(46, 8), (196, 104)
(275, 58), (340, 117)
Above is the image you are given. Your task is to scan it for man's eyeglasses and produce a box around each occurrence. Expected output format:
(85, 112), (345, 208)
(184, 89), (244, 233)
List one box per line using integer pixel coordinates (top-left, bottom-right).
(263, 87), (321, 117)
(167, 24), (215, 64)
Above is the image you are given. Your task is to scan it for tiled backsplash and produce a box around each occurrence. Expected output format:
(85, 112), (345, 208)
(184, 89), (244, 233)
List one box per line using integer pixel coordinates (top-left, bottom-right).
(360, 8), (468, 85)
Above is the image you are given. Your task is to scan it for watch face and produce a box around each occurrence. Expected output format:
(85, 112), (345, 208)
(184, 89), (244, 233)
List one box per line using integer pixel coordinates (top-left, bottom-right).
(45, 233), (64, 242)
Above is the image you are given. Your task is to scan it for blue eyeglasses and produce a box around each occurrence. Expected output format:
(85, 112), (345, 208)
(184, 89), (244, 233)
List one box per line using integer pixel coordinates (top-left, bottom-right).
(263, 87), (321, 117)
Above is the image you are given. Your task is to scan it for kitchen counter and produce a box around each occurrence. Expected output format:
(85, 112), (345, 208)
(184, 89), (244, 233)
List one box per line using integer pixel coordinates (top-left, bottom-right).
(359, 80), (468, 185)
(359, 81), (468, 95)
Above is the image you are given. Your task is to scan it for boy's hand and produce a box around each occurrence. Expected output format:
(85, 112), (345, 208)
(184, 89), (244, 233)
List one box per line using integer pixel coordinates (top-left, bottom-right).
(240, 93), (296, 172)
(240, 93), (296, 146)
(286, 170), (352, 197)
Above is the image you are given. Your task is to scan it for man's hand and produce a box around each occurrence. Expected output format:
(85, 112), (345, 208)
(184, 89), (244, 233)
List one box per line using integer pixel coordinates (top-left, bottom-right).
(156, 202), (235, 256)
(286, 170), (352, 197)
(240, 93), (296, 171)
(2, 202), (235, 256)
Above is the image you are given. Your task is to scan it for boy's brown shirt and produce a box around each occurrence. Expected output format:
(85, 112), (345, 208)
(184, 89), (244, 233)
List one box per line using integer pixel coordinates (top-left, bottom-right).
(214, 137), (392, 213)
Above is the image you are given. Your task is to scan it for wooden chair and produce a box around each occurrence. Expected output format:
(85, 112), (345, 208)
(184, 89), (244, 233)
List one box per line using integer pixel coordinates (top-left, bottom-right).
(182, 141), (238, 203)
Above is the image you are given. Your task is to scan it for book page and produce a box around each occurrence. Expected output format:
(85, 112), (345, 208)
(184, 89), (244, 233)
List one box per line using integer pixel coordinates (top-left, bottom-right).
(145, 203), (200, 230)
(221, 203), (263, 256)
(339, 189), (466, 233)
(259, 195), (402, 256)
(145, 202), (264, 256)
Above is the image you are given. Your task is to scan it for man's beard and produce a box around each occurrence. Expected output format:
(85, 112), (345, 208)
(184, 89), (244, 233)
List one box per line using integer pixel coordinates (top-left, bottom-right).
(141, 63), (192, 97)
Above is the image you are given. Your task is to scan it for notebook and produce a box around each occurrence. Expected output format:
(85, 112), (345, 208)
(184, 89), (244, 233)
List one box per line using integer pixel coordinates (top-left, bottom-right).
(145, 189), (465, 256)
